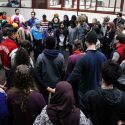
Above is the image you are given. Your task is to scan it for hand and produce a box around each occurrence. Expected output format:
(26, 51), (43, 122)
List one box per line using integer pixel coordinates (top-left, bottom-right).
(47, 87), (55, 93)
(0, 85), (7, 92)
(117, 120), (124, 125)
(0, 82), (7, 92)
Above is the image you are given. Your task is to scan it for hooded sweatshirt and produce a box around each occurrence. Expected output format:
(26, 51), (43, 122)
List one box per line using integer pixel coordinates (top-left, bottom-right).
(36, 49), (65, 88)
(80, 88), (125, 125)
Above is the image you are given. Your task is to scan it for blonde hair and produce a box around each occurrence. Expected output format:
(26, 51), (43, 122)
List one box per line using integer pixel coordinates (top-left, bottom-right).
(77, 15), (86, 24)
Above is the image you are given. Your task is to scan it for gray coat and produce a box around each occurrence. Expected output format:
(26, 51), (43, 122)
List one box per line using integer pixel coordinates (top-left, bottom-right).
(36, 50), (65, 88)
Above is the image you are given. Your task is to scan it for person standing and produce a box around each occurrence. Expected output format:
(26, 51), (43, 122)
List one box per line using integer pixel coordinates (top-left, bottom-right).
(7, 65), (46, 125)
(55, 21), (68, 53)
(28, 11), (38, 28)
(33, 81), (92, 125)
(68, 20), (78, 55)
(112, 34), (125, 64)
(0, 24), (18, 78)
(41, 14), (49, 31)
(67, 31), (106, 105)
(113, 12), (125, 26)
(36, 37), (65, 103)
(80, 60), (125, 125)
(11, 8), (24, 23)
(0, 12), (12, 25)
(30, 20), (44, 61)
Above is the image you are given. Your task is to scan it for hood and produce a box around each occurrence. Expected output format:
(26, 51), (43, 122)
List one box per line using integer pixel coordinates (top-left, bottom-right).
(32, 26), (43, 32)
(98, 88), (121, 105)
(43, 49), (59, 60)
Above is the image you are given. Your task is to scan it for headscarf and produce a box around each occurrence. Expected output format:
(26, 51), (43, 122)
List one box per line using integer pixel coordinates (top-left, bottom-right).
(47, 81), (80, 125)
(13, 16), (22, 28)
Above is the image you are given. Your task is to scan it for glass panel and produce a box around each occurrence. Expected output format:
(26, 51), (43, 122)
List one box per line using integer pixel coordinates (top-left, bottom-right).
(96, 0), (115, 12)
(79, 0), (96, 11)
(63, 0), (77, 9)
(34, 0), (46, 9)
(0, 0), (20, 7)
(21, 0), (32, 7)
(123, 0), (125, 12)
(48, 0), (61, 8)
(115, 0), (121, 12)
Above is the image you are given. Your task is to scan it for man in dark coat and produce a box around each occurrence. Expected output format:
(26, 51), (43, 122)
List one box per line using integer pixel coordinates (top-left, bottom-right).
(67, 31), (106, 105)
(80, 60), (125, 125)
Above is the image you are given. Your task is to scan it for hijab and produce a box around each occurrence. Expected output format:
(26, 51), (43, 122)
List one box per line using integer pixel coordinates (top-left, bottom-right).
(13, 16), (21, 28)
(47, 81), (80, 125)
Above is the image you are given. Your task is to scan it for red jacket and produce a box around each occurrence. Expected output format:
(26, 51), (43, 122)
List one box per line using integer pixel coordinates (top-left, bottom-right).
(116, 44), (125, 64)
(0, 38), (18, 70)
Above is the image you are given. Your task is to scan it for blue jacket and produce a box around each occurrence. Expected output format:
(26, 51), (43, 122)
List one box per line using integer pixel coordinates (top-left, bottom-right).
(30, 26), (43, 41)
(0, 91), (10, 125)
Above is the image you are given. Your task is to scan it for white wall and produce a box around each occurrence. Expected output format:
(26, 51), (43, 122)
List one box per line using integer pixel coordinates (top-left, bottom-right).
(0, 7), (124, 23)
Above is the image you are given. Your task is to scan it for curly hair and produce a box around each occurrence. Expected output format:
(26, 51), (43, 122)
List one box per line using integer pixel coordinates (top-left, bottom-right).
(13, 65), (34, 112)
(15, 47), (30, 66)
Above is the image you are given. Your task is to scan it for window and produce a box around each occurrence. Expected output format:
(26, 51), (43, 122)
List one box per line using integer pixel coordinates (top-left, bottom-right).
(21, 0), (32, 8)
(33, 0), (46, 9)
(63, 0), (77, 9)
(48, 0), (61, 8)
(0, 0), (124, 15)
(79, 0), (123, 13)
(79, 0), (96, 10)
(123, 0), (125, 12)
(0, 0), (20, 7)
(96, 0), (115, 12)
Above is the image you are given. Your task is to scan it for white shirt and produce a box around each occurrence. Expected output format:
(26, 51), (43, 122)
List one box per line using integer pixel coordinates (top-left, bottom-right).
(11, 14), (25, 23)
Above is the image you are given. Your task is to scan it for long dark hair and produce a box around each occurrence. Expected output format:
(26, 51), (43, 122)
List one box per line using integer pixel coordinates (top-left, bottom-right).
(13, 65), (34, 112)
(15, 47), (30, 66)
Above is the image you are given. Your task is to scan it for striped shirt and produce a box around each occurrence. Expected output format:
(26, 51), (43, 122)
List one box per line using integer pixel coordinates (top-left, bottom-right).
(41, 20), (49, 31)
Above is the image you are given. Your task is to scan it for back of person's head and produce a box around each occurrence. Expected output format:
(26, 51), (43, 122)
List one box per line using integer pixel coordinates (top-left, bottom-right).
(73, 39), (83, 51)
(45, 37), (56, 49)
(85, 30), (97, 44)
(102, 60), (122, 85)
(117, 12), (122, 17)
(2, 24), (15, 37)
(116, 34), (125, 44)
(13, 64), (33, 90)
(104, 16), (110, 22)
(15, 47), (30, 66)
(13, 64), (34, 112)
(49, 81), (75, 114)
(54, 81), (74, 104)
(47, 81), (80, 125)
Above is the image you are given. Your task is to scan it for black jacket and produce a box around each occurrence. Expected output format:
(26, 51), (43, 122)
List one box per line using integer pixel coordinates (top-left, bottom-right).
(113, 18), (125, 25)
(80, 88), (125, 125)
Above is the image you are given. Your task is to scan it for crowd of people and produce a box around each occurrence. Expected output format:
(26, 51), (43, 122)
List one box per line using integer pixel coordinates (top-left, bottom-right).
(0, 8), (125, 125)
